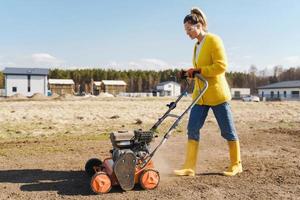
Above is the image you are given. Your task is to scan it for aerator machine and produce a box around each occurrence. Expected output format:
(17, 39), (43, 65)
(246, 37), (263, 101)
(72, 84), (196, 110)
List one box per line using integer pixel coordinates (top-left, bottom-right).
(85, 72), (208, 194)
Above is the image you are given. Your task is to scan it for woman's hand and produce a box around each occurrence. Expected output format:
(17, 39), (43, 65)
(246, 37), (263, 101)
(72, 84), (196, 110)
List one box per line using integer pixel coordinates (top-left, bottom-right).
(186, 68), (201, 78)
(178, 68), (201, 79)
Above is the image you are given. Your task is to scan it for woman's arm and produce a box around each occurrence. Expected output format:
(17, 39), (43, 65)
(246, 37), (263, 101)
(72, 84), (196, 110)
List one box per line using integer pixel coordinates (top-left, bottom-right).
(200, 35), (228, 77)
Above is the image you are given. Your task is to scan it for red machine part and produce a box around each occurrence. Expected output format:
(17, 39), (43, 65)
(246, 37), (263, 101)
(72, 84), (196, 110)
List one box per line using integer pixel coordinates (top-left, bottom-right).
(134, 160), (154, 183)
(139, 169), (160, 190)
(90, 172), (112, 194)
(93, 158), (160, 192)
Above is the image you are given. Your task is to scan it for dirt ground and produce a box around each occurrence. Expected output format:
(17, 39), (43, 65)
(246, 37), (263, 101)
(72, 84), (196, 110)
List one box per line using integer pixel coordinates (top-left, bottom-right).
(0, 97), (299, 200)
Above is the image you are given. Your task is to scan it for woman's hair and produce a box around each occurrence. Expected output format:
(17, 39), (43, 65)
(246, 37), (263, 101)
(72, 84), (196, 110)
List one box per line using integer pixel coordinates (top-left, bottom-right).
(184, 7), (208, 32)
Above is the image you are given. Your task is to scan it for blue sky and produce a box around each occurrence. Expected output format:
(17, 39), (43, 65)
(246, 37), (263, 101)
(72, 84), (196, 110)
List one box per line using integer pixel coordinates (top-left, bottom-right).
(0, 0), (299, 72)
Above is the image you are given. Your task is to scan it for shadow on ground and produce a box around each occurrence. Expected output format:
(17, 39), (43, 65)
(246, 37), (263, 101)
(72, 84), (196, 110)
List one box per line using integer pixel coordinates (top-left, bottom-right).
(0, 169), (125, 195)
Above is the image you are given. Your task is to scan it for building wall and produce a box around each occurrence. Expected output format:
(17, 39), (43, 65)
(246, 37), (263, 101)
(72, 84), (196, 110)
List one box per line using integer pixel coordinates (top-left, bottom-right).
(258, 88), (300, 100)
(157, 83), (181, 96)
(6, 75), (27, 96)
(49, 84), (74, 95)
(31, 75), (47, 96)
(93, 85), (101, 95)
(103, 85), (126, 95)
(5, 75), (47, 96)
(231, 88), (250, 98)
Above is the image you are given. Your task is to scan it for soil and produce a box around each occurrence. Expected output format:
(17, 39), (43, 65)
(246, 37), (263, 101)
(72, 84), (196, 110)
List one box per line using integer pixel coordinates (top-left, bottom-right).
(0, 98), (299, 200)
(29, 93), (48, 100)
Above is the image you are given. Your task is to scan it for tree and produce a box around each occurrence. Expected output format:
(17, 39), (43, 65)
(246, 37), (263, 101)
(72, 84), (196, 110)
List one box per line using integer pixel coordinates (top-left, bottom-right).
(137, 75), (143, 92)
(249, 65), (257, 94)
(273, 65), (283, 78)
(258, 68), (267, 77)
(249, 65), (257, 76)
(43, 66), (299, 94)
(0, 72), (3, 88)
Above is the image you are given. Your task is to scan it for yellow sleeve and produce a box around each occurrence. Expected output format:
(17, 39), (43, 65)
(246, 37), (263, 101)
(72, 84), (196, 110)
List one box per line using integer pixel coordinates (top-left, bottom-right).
(200, 35), (228, 77)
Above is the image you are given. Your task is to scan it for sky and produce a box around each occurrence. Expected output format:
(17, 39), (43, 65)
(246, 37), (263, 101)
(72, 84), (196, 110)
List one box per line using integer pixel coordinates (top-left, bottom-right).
(0, 0), (299, 72)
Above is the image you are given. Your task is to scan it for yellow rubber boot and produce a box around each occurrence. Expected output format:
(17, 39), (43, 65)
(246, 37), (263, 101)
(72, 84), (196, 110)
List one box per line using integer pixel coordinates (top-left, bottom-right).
(223, 140), (242, 176)
(174, 139), (199, 176)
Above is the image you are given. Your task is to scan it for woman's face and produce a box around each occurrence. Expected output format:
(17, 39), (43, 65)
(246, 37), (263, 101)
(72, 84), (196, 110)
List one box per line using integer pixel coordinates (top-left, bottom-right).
(184, 22), (201, 39)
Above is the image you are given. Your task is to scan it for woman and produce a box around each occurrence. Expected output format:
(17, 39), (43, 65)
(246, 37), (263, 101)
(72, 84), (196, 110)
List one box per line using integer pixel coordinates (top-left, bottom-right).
(174, 7), (242, 176)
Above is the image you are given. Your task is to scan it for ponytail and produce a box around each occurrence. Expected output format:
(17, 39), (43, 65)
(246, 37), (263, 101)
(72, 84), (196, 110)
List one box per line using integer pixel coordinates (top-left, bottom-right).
(184, 7), (208, 32)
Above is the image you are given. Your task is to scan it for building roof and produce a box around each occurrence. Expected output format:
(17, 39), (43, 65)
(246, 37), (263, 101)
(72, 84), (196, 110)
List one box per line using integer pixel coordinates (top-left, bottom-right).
(3, 67), (49, 75)
(102, 80), (127, 86)
(93, 81), (102, 86)
(49, 79), (74, 85)
(231, 88), (250, 90)
(257, 80), (300, 89)
(157, 81), (180, 87)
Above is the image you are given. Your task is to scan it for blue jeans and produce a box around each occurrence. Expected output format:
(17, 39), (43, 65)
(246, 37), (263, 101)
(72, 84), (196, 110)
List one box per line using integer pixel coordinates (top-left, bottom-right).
(187, 102), (238, 141)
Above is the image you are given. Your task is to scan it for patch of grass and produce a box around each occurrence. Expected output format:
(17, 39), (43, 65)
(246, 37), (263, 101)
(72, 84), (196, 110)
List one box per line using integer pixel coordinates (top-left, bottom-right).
(0, 149), (7, 157)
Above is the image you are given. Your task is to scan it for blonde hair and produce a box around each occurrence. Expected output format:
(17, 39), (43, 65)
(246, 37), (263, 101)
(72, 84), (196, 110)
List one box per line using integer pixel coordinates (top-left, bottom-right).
(184, 7), (208, 32)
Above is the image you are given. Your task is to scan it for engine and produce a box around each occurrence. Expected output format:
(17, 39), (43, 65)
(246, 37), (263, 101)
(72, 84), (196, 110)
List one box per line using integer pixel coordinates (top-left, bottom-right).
(110, 129), (154, 162)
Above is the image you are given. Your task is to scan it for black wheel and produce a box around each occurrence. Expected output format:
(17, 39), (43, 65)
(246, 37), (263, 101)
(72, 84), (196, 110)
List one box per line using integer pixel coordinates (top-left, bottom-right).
(85, 158), (102, 177)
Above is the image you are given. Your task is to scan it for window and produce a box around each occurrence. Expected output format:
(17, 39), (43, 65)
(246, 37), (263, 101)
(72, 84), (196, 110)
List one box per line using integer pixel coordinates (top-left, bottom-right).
(284, 91), (287, 98)
(12, 87), (17, 92)
(270, 91), (274, 98)
(277, 91), (280, 98)
(262, 91), (264, 97)
(291, 91), (299, 98)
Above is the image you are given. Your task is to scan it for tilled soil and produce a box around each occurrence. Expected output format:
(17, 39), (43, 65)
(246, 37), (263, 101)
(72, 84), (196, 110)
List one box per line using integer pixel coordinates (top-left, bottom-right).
(0, 98), (299, 199)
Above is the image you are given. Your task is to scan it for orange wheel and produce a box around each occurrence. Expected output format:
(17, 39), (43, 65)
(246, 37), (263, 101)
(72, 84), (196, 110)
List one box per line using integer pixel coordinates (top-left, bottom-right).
(139, 169), (160, 190)
(90, 172), (112, 194)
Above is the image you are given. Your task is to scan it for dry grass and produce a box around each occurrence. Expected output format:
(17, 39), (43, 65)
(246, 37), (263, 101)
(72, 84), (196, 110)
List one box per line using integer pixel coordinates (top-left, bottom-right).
(0, 97), (299, 139)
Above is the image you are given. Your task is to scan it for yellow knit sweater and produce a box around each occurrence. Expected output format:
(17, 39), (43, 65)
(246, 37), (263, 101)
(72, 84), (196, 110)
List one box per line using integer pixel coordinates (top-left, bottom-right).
(192, 33), (231, 106)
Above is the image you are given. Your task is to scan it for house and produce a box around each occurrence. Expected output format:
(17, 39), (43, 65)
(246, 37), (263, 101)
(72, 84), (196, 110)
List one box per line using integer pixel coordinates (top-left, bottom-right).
(49, 79), (75, 95)
(101, 80), (127, 96)
(230, 88), (250, 99)
(257, 80), (300, 100)
(156, 81), (181, 97)
(3, 67), (49, 97)
(93, 81), (102, 95)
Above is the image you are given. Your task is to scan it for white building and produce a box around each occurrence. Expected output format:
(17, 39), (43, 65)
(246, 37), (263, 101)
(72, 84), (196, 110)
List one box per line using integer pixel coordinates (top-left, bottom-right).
(230, 88), (250, 99)
(3, 67), (49, 97)
(257, 80), (300, 100)
(156, 81), (181, 97)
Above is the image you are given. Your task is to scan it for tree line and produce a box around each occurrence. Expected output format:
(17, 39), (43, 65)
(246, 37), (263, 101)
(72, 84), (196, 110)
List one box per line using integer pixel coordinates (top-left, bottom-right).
(0, 66), (299, 94)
